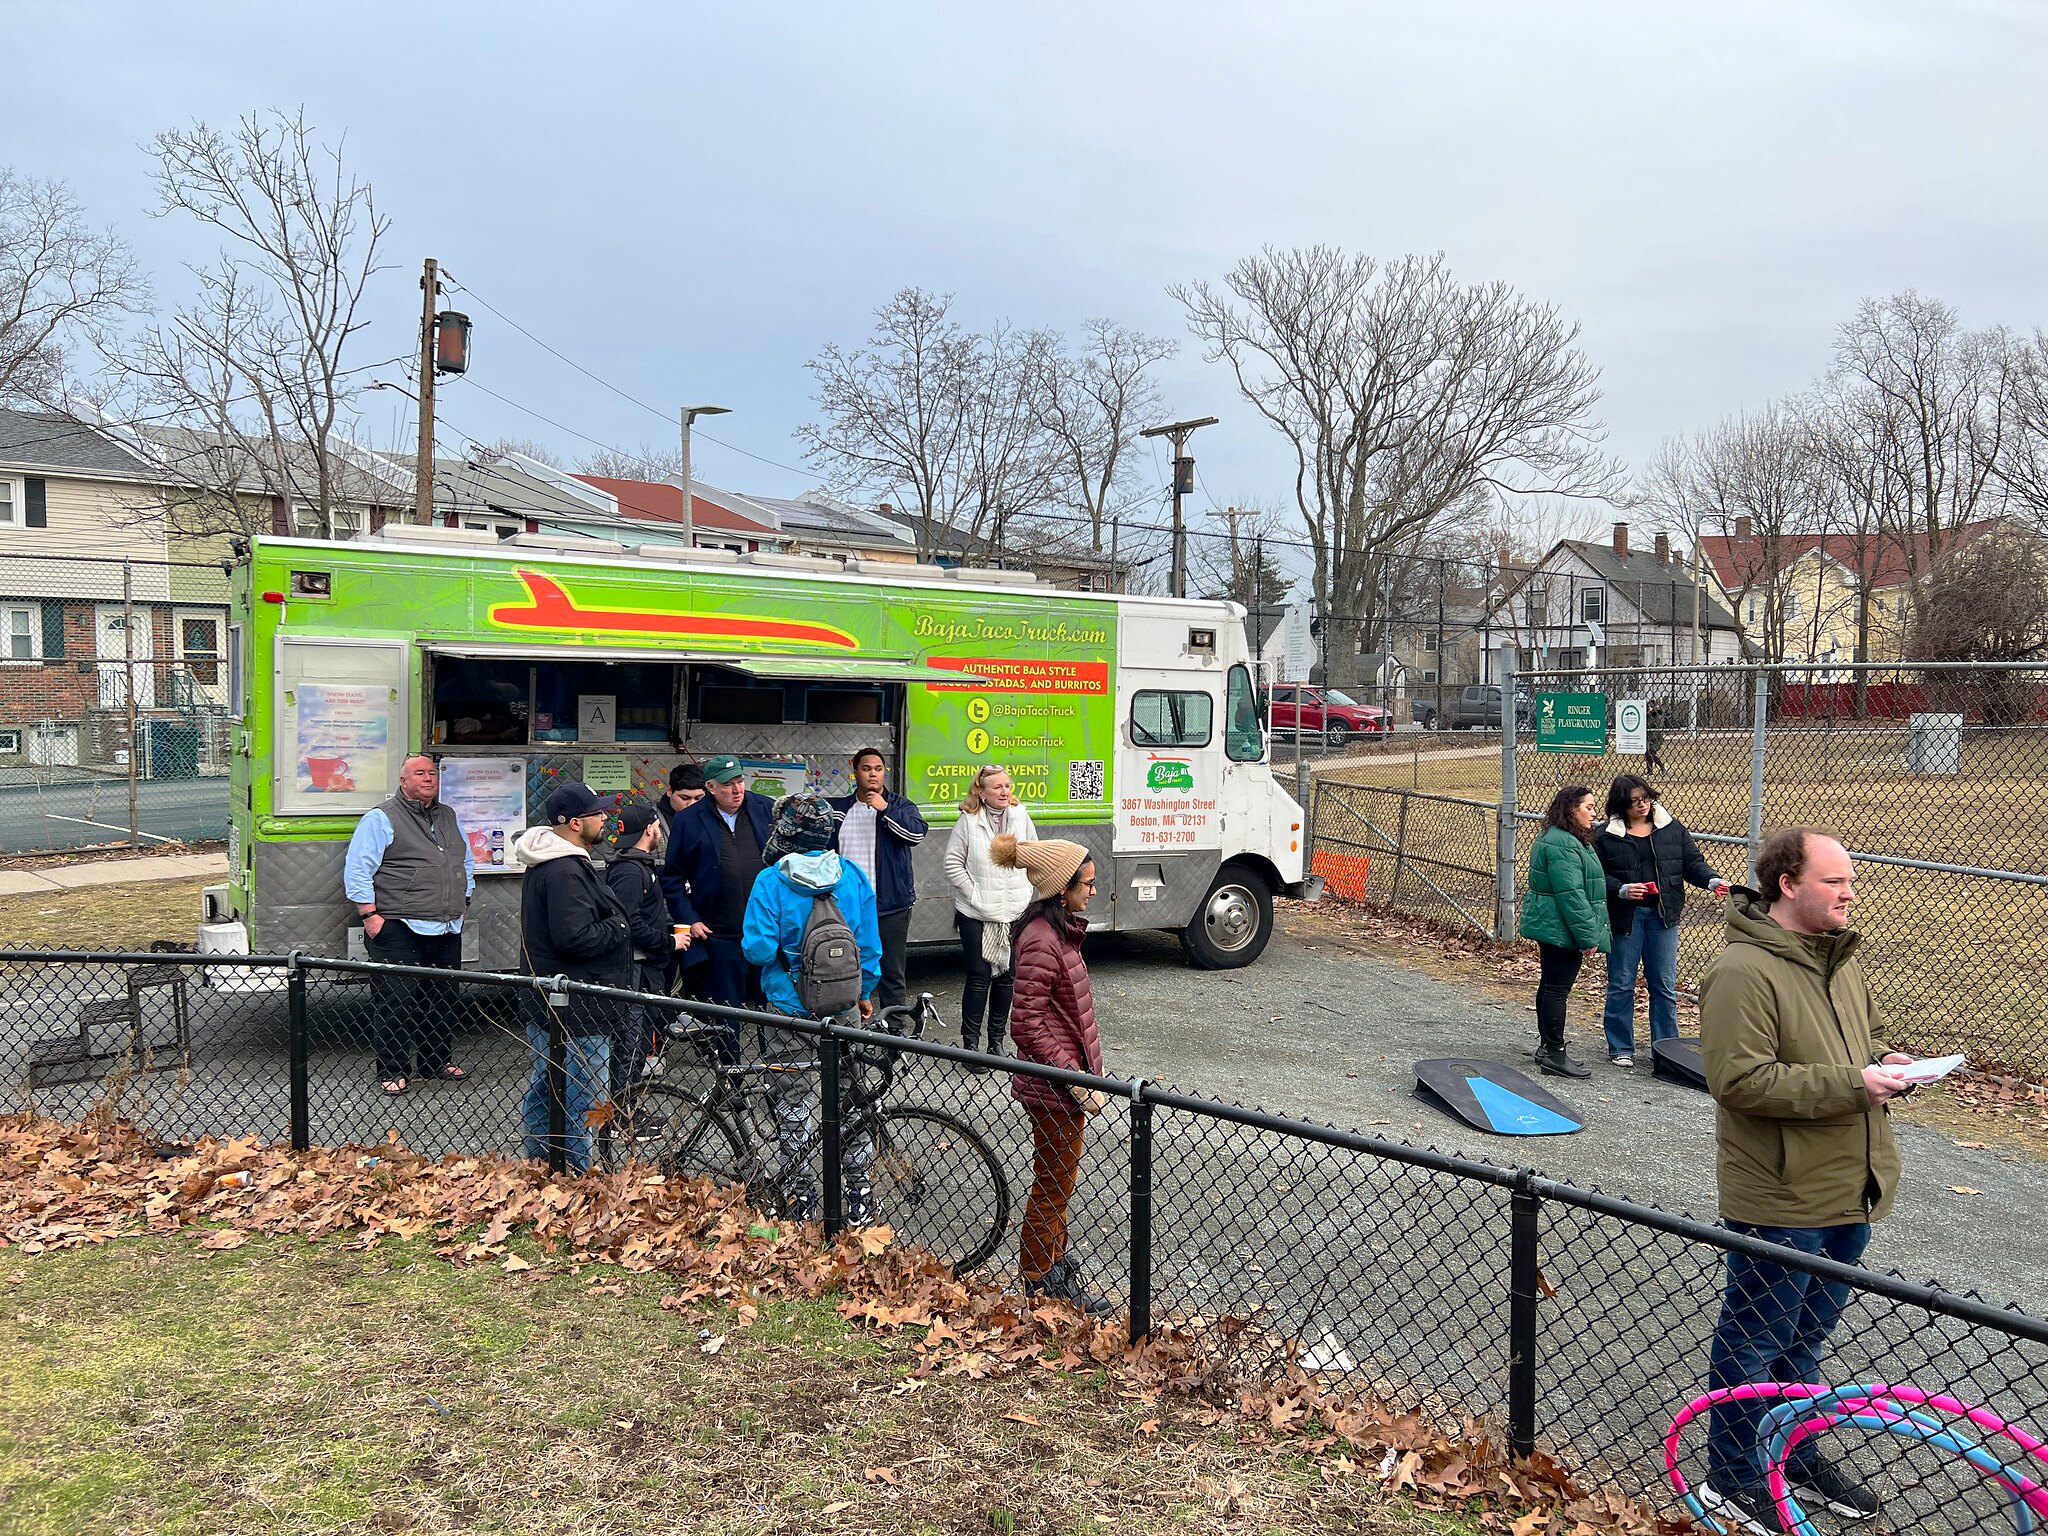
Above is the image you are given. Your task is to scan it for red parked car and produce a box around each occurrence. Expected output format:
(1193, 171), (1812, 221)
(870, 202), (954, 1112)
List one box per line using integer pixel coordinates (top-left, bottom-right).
(1264, 686), (1389, 745)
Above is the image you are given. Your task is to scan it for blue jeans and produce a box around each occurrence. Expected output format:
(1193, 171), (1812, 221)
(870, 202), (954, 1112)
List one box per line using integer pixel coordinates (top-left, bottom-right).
(520, 1021), (611, 1172)
(1705, 1221), (1871, 1490)
(1603, 903), (1679, 1056)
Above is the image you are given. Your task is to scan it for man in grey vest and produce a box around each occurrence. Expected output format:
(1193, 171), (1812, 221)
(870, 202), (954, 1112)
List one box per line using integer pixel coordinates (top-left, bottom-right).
(344, 753), (476, 1095)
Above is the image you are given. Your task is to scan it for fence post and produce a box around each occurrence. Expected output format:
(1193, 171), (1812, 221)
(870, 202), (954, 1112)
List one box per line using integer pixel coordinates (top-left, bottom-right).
(821, 1022), (844, 1239)
(1746, 668), (1769, 886)
(1494, 646), (1519, 939)
(1128, 1085), (1153, 1345)
(545, 978), (568, 1176)
(1295, 758), (1313, 856)
(286, 955), (310, 1153)
(123, 560), (139, 848)
(1390, 791), (1411, 906)
(1508, 1168), (1540, 1460)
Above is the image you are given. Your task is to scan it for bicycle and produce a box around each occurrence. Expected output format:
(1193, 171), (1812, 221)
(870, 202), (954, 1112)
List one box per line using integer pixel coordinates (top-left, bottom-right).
(599, 993), (1012, 1275)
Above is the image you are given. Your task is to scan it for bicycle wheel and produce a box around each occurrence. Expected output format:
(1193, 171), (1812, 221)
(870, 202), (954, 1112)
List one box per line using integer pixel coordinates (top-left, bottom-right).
(864, 1107), (1010, 1275)
(601, 1084), (743, 1184)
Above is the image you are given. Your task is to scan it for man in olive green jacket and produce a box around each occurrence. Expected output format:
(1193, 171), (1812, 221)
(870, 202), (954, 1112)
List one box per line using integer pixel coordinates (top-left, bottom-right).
(1696, 828), (1915, 1531)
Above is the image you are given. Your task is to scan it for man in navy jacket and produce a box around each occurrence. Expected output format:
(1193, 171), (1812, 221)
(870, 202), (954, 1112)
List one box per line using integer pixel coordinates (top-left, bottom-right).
(660, 754), (775, 1054)
(829, 747), (929, 1012)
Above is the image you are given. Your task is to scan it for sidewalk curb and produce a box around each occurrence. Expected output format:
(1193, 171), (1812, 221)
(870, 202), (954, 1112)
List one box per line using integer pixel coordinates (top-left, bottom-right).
(0, 852), (228, 899)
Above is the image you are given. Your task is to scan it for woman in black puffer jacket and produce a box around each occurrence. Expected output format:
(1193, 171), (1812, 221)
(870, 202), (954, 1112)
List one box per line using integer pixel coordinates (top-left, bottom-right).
(1593, 775), (1730, 1068)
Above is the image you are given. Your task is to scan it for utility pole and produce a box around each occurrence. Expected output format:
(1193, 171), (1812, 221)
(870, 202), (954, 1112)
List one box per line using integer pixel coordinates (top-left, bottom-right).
(415, 259), (438, 527)
(679, 404), (731, 550)
(1140, 415), (1218, 598)
(1217, 505), (1254, 605)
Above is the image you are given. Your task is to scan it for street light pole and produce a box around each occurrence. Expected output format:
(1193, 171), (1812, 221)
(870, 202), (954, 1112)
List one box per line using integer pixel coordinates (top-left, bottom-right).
(1140, 415), (1218, 598)
(679, 404), (731, 550)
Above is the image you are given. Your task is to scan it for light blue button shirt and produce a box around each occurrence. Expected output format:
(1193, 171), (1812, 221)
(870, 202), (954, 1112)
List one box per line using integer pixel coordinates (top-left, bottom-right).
(343, 804), (476, 935)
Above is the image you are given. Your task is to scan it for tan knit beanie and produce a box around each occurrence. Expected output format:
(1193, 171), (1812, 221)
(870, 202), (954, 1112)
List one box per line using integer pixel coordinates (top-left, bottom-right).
(990, 833), (1089, 897)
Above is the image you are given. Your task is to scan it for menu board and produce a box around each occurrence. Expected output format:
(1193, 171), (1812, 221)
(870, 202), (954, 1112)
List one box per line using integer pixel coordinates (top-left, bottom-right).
(438, 756), (528, 875)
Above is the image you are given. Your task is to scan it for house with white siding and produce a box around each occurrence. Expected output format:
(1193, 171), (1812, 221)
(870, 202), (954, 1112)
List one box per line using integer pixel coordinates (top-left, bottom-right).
(1478, 522), (1745, 681)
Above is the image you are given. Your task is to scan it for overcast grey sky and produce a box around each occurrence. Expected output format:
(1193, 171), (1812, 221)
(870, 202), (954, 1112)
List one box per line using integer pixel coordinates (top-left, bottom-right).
(10, 1), (2048, 547)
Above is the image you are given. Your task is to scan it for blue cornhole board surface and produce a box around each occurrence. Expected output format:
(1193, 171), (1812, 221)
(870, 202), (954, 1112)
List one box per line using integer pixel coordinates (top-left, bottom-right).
(1414, 1058), (1583, 1136)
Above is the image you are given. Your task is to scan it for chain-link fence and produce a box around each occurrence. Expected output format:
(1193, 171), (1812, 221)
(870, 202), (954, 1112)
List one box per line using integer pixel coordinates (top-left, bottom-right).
(3, 947), (2045, 1530)
(0, 554), (235, 855)
(1315, 660), (2048, 1080)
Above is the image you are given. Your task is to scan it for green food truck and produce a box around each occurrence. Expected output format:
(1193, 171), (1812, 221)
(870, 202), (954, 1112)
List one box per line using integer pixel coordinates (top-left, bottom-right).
(198, 528), (1312, 976)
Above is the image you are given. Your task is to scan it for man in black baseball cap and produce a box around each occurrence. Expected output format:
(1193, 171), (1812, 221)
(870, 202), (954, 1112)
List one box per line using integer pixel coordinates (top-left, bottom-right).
(511, 782), (632, 1170)
(604, 803), (691, 1107)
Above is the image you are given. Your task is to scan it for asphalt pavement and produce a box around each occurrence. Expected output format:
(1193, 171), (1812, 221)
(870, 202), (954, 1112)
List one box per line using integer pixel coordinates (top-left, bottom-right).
(0, 776), (230, 854)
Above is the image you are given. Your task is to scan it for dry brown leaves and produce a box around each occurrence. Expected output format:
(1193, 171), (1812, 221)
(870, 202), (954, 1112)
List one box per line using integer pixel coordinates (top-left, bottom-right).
(0, 1112), (1679, 1534)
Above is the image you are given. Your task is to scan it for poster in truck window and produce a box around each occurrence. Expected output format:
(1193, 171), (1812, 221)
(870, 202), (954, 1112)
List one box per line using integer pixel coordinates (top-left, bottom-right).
(273, 637), (409, 814)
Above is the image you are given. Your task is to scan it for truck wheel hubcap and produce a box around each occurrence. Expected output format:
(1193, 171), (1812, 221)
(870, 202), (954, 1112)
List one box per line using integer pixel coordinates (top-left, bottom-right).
(1205, 885), (1257, 951)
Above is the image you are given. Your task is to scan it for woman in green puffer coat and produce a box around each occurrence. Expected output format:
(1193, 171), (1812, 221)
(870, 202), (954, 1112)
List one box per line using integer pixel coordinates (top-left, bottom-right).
(1519, 784), (1609, 1079)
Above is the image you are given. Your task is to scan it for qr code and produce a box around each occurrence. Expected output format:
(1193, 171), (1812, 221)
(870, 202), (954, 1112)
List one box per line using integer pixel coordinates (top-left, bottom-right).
(1067, 759), (1105, 801)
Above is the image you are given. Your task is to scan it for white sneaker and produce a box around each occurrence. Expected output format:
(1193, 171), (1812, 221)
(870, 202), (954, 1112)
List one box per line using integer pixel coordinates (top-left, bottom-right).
(1697, 1480), (1777, 1534)
(1609, 1053), (1635, 1068)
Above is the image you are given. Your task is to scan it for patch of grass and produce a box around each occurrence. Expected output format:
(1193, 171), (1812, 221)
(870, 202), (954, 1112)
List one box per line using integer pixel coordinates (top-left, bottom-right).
(0, 878), (211, 952)
(0, 1234), (1466, 1535)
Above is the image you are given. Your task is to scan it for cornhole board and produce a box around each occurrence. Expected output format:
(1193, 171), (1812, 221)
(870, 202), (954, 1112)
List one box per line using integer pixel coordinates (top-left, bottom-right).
(1651, 1036), (1710, 1092)
(1413, 1058), (1583, 1136)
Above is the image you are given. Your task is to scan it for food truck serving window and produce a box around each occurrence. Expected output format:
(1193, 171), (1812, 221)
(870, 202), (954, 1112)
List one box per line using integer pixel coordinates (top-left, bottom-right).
(273, 636), (409, 815)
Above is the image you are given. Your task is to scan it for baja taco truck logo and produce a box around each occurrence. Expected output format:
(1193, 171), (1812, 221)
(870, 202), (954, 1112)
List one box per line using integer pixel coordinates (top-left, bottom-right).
(1146, 757), (1194, 790)
(489, 570), (859, 650)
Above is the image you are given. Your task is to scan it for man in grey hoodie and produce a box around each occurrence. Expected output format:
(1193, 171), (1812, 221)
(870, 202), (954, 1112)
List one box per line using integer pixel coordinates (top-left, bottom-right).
(512, 782), (632, 1172)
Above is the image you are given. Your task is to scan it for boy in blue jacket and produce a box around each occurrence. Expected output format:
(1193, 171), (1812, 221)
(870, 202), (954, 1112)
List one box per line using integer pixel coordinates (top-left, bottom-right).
(741, 791), (882, 1219)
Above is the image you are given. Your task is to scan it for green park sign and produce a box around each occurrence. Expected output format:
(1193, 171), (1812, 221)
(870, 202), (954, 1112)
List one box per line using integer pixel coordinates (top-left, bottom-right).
(1535, 692), (1607, 753)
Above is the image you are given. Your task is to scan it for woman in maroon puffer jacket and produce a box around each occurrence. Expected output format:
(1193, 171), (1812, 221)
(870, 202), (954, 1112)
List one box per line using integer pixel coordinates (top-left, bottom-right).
(990, 833), (1114, 1317)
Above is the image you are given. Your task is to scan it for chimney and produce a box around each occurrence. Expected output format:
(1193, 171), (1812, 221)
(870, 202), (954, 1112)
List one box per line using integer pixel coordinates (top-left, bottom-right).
(1733, 514), (1753, 541)
(1612, 521), (1629, 559)
(1654, 531), (1670, 565)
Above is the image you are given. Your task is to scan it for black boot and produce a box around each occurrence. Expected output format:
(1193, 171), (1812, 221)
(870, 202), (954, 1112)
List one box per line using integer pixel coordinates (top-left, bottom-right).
(1025, 1256), (1115, 1318)
(1535, 1044), (1591, 1079)
(960, 1021), (990, 1073)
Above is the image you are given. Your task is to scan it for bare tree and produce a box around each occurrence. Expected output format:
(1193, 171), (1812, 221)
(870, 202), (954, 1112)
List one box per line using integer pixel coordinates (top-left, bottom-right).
(576, 441), (682, 481)
(797, 289), (1059, 561)
(1906, 527), (2048, 722)
(1035, 318), (1175, 552)
(1825, 291), (2009, 591)
(1998, 330), (2048, 524)
(1639, 399), (1829, 663)
(1190, 502), (1294, 610)
(475, 435), (559, 466)
(118, 109), (394, 537)
(1173, 248), (1608, 687)
(0, 169), (143, 404)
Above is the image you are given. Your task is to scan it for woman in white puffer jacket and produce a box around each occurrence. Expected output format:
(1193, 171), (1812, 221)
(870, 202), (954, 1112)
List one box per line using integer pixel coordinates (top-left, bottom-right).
(942, 764), (1038, 1057)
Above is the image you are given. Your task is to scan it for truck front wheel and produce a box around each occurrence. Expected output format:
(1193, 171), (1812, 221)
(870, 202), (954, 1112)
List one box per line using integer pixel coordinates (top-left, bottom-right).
(1180, 862), (1275, 970)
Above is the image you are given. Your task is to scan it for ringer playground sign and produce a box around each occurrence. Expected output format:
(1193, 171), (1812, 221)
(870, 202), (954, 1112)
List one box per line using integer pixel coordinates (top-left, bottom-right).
(1535, 692), (1607, 753)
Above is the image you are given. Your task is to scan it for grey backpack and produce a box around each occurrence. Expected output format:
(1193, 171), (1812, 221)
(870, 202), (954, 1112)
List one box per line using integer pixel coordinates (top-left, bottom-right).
(796, 889), (862, 1017)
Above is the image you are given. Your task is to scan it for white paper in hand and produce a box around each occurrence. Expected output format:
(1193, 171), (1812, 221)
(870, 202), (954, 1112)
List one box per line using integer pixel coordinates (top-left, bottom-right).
(1893, 1054), (1966, 1086)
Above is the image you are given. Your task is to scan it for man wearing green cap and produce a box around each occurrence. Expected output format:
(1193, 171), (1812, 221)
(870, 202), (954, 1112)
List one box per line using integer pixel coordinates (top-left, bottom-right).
(660, 754), (775, 1058)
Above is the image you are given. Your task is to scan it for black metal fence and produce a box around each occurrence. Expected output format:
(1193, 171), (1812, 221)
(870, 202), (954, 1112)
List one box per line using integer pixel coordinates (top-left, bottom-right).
(1312, 660), (2048, 1080)
(4, 948), (2046, 1533)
